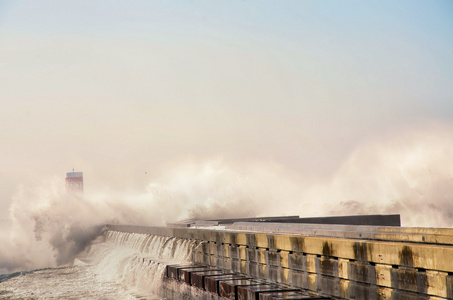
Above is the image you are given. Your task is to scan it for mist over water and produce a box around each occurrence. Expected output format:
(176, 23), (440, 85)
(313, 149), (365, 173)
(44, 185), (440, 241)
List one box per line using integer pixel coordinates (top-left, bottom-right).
(0, 231), (197, 299)
(311, 124), (453, 227)
(0, 2), (451, 298)
(1, 124), (453, 274)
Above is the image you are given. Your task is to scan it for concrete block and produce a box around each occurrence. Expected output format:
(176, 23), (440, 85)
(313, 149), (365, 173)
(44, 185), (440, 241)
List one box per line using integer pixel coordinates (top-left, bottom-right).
(223, 257), (232, 271)
(234, 232), (248, 245)
(315, 256), (338, 277)
(237, 284), (280, 300)
(244, 233), (258, 248)
(425, 270), (448, 298)
(223, 243), (231, 258)
(191, 270), (225, 289)
(338, 259), (376, 284)
(274, 235), (304, 252)
(279, 251), (290, 269)
(247, 262), (260, 278)
(166, 264), (196, 280)
(376, 286), (393, 300)
(248, 247), (258, 263)
(340, 280), (375, 300)
(201, 242), (210, 255)
(280, 268), (290, 285)
(202, 254), (211, 265)
(221, 232), (236, 246)
(338, 258), (348, 279)
(338, 278), (353, 299)
(230, 259), (247, 273)
(289, 270), (307, 289)
(348, 261), (376, 284)
(239, 245), (248, 261)
(258, 264), (269, 281)
(259, 290), (330, 299)
(210, 254), (216, 266)
(232, 258), (242, 273)
(179, 266), (212, 284)
(338, 279), (382, 300)
(208, 242), (216, 255)
(248, 248), (266, 264)
(172, 265), (206, 280)
(369, 241), (453, 273)
(213, 256), (224, 269)
(254, 234), (270, 249)
(237, 284), (299, 300)
(288, 252), (306, 271)
(267, 250), (280, 267)
(215, 242), (224, 257)
(257, 248), (268, 265)
(267, 235), (277, 250)
(375, 263), (392, 287)
(268, 265), (281, 283)
(193, 252), (204, 264)
(230, 245), (240, 260)
(240, 260), (248, 274)
(353, 282), (377, 300)
(416, 269), (429, 295)
(204, 274), (249, 295)
(391, 266), (422, 293)
(219, 279), (266, 299)
(263, 250), (289, 270)
(307, 273), (318, 292)
(446, 273), (453, 299)
(318, 275), (340, 298)
(389, 267), (447, 297)
(305, 254), (317, 273)
(390, 289), (431, 300)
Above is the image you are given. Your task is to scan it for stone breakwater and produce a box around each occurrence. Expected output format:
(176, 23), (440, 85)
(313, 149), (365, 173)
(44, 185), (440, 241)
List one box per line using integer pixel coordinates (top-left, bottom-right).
(106, 220), (453, 300)
(164, 263), (330, 299)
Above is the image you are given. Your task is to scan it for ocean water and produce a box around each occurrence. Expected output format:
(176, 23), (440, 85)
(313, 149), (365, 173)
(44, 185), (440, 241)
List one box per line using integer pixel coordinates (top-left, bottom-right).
(0, 231), (198, 299)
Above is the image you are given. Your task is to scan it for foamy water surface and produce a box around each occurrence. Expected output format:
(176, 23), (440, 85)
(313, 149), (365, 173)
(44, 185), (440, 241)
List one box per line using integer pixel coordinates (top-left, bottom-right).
(0, 231), (197, 299)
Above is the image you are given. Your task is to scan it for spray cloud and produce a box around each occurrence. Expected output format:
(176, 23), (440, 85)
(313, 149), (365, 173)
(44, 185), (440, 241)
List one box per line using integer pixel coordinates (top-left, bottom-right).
(1, 123), (453, 274)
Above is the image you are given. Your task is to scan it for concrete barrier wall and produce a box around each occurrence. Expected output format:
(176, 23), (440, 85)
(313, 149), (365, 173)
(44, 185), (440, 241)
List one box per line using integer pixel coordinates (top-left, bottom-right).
(105, 224), (453, 299)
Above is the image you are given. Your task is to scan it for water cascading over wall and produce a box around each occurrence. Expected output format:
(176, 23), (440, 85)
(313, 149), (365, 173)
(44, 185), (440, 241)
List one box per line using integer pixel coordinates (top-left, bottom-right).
(105, 223), (453, 300)
(94, 230), (201, 298)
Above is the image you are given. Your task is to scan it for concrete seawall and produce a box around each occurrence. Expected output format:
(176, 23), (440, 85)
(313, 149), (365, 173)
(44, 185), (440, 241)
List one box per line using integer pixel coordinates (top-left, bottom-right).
(105, 223), (453, 299)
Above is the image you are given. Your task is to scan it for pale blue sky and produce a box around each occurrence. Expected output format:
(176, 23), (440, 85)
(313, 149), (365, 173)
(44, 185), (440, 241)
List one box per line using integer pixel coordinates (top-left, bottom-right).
(0, 0), (452, 218)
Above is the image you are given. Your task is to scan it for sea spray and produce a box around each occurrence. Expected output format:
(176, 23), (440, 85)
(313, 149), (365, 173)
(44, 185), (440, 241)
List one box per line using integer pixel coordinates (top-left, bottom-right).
(0, 230), (199, 299)
(86, 230), (199, 297)
(2, 123), (453, 274)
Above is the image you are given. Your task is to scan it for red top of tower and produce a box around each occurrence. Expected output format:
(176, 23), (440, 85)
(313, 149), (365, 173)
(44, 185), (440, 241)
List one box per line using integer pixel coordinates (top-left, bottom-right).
(65, 171), (83, 193)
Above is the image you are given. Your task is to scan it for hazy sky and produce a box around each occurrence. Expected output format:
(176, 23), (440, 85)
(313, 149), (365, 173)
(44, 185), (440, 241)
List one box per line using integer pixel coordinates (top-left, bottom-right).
(1, 0), (452, 219)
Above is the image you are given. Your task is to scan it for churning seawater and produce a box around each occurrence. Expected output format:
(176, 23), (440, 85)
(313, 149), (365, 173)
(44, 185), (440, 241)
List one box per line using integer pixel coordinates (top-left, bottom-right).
(0, 231), (198, 299)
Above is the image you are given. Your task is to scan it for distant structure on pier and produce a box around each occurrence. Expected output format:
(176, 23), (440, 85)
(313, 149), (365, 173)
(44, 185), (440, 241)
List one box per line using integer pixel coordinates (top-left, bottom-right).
(65, 170), (83, 193)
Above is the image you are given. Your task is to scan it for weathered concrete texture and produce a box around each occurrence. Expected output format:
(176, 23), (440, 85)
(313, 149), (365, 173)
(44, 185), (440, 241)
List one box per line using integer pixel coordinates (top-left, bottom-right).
(162, 279), (225, 300)
(259, 291), (331, 299)
(237, 284), (298, 300)
(107, 223), (453, 299)
(191, 270), (234, 289)
(180, 266), (213, 284)
(205, 274), (252, 294)
(165, 263), (328, 300)
(226, 222), (453, 246)
(219, 279), (268, 299)
(166, 264), (198, 280)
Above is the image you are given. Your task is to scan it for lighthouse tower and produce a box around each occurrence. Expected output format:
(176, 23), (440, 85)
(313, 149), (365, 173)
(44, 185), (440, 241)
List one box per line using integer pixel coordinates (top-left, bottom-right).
(65, 170), (83, 193)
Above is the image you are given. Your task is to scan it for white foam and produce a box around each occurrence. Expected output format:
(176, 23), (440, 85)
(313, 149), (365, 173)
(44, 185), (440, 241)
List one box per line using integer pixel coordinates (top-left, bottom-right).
(0, 230), (198, 299)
